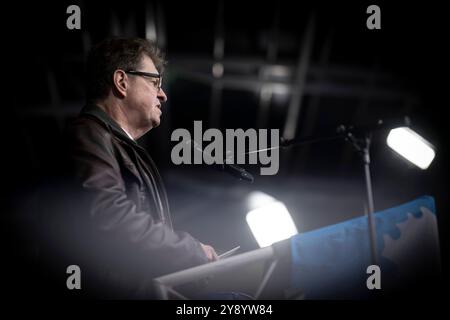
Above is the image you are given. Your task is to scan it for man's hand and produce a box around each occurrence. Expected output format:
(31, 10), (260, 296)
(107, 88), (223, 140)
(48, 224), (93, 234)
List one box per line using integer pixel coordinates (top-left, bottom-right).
(200, 243), (219, 262)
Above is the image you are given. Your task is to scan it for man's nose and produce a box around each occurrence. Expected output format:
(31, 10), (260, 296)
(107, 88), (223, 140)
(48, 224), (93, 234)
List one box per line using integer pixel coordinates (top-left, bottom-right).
(158, 88), (168, 103)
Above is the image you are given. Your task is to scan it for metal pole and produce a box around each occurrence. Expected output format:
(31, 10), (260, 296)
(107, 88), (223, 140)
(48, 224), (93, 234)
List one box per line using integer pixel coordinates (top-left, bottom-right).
(362, 135), (378, 266)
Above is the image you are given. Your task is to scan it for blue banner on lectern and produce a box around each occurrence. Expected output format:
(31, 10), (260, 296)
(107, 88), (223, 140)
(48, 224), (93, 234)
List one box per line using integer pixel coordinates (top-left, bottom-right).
(290, 196), (441, 299)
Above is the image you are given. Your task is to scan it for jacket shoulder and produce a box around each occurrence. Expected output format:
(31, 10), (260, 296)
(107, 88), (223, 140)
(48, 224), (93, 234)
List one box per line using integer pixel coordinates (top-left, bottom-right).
(66, 115), (114, 142)
(68, 114), (109, 135)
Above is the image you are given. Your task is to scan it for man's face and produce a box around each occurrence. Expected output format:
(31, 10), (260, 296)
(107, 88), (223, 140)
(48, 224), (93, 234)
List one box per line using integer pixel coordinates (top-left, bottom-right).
(125, 55), (167, 132)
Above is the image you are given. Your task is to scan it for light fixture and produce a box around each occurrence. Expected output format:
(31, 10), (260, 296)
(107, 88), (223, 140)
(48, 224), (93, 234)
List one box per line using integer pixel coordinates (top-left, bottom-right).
(246, 192), (298, 248)
(387, 127), (435, 170)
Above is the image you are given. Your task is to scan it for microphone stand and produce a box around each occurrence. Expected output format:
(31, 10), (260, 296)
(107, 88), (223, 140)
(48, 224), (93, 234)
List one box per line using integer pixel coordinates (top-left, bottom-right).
(276, 129), (380, 266)
(247, 117), (411, 265)
(336, 128), (378, 266)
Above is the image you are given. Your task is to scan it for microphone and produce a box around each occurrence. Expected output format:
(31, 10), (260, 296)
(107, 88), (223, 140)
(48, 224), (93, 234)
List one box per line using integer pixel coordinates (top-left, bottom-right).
(187, 140), (254, 183)
(216, 163), (254, 183)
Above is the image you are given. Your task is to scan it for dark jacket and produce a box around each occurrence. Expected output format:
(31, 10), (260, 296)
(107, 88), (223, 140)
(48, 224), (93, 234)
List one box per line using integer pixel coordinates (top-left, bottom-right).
(52, 104), (207, 298)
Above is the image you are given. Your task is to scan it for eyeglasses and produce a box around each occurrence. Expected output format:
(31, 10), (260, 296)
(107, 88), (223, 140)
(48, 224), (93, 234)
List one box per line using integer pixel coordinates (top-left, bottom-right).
(125, 70), (163, 91)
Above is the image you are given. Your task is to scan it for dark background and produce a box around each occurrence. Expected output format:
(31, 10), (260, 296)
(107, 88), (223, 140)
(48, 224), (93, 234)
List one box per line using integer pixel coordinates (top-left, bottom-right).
(2, 0), (448, 300)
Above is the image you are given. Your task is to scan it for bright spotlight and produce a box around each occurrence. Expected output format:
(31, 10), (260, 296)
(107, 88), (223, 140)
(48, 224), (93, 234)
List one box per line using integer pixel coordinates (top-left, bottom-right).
(387, 127), (436, 170)
(247, 191), (277, 210)
(246, 195), (297, 248)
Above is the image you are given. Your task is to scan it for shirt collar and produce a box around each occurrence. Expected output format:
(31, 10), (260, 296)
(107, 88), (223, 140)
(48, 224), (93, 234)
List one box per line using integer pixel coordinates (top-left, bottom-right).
(122, 127), (135, 140)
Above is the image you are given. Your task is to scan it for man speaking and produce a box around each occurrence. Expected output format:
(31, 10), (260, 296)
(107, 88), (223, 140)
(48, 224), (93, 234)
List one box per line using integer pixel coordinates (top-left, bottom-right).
(53, 38), (217, 299)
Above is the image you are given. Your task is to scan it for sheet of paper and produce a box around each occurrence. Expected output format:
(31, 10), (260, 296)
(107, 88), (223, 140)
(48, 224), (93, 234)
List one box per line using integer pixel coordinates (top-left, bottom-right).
(218, 246), (240, 259)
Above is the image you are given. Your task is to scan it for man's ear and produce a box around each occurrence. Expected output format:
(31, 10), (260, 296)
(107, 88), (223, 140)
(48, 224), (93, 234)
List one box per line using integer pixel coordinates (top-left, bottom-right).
(113, 70), (128, 98)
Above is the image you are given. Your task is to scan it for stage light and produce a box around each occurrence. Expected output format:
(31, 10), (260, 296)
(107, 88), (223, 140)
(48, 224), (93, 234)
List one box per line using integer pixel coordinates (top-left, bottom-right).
(247, 191), (277, 210)
(246, 192), (297, 248)
(387, 127), (435, 170)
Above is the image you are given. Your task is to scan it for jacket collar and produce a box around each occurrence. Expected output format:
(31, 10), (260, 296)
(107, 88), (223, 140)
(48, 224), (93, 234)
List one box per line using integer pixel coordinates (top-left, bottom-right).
(80, 104), (139, 146)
